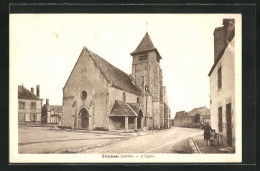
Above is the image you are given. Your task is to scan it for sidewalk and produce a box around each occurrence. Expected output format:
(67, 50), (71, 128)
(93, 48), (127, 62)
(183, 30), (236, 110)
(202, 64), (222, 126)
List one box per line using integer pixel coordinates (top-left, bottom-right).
(192, 134), (230, 153)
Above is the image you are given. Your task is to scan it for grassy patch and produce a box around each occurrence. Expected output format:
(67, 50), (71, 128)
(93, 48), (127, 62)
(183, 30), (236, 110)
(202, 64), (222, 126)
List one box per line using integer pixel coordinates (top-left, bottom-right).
(171, 139), (193, 154)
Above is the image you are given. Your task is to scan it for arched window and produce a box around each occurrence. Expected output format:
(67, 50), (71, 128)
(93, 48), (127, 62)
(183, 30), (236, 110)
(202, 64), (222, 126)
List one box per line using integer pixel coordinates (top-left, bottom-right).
(123, 92), (126, 102)
(145, 85), (149, 92)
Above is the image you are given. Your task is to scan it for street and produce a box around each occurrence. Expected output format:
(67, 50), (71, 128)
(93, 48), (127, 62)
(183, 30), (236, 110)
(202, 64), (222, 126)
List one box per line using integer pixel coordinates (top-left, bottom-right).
(18, 126), (203, 154)
(82, 127), (203, 153)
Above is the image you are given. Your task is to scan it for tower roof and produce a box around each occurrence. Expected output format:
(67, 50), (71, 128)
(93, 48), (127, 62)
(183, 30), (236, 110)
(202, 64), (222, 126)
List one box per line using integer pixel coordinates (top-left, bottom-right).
(130, 33), (162, 59)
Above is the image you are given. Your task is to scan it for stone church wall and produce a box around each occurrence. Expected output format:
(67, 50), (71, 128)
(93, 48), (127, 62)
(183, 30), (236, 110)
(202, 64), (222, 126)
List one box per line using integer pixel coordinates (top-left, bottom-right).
(160, 103), (164, 127)
(62, 48), (109, 129)
(164, 103), (170, 128)
(149, 62), (160, 101)
(62, 96), (74, 126)
(152, 101), (160, 129)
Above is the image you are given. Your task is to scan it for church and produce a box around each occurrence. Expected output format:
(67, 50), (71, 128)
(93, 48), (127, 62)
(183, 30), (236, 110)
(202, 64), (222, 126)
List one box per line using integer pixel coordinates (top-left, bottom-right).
(62, 32), (171, 131)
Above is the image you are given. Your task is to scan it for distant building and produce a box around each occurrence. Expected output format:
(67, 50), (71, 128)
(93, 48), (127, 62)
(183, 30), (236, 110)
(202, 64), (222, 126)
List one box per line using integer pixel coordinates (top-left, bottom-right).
(174, 107), (210, 128)
(187, 107), (211, 125)
(41, 99), (63, 125)
(174, 111), (189, 127)
(18, 85), (42, 126)
(208, 19), (235, 148)
(62, 32), (171, 131)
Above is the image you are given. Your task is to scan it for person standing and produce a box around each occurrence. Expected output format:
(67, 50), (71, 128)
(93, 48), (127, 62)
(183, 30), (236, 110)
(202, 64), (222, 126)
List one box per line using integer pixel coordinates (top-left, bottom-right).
(204, 122), (213, 146)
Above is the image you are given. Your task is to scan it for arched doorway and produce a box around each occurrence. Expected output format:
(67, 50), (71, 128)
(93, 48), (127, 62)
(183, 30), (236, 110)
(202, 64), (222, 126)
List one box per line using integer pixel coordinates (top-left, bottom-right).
(137, 110), (143, 129)
(80, 108), (89, 129)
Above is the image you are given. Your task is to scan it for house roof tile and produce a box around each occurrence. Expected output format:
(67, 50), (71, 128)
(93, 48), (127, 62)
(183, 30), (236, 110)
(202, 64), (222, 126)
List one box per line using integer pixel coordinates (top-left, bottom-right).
(18, 85), (42, 100)
(85, 48), (141, 95)
(209, 27), (235, 76)
(47, 105), (63, 113)
(109, 100), (138, 117)
(187, 106), (210, 117)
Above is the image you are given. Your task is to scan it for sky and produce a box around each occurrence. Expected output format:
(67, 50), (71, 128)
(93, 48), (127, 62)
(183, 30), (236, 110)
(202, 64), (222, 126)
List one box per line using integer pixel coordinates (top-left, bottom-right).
(10, 14), (238, 118)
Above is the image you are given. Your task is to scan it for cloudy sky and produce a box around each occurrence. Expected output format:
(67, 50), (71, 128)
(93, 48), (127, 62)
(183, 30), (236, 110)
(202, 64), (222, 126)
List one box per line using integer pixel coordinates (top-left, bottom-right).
(10, 14), (238, 117)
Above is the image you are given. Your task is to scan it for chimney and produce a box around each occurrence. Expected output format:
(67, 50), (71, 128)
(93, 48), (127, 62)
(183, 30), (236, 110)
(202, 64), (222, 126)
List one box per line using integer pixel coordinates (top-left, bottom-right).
(223, 19), (235, 28)
(31, 87), (34, 94)
(46, 99), (49, 106)
(213, 19), (235, 62)
(36, 85), (40, 97)
(223, 19), (235, 45)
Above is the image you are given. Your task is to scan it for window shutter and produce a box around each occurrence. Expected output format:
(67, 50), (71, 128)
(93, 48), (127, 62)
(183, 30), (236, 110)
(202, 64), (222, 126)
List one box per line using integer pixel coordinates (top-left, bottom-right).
(218, 107), (223, 132)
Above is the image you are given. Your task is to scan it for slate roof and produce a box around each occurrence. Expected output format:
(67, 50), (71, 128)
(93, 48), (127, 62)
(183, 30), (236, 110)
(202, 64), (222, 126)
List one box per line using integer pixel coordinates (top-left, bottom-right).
(47, 105), (63, 113)
(85, 47), (141, 95)
(18, 85), (42, 100)
(109, 100), (138, 117)
(187, 107), (210, 117)
(130, 33), (162, 59)
(127, 103), (140, 114)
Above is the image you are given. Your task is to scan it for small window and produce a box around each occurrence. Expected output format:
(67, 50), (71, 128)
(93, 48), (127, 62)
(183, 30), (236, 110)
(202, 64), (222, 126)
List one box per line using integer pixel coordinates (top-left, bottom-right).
(218, 67), (222, 90)
(137, 97), (139, 103)
(218, 107), (223, 132)
(18, 113), (24, 122)
(32, 113), (37, 121)
(145, 85), (149, 92)
(81, 91), (87, 100)
(123, 92), (126, 102)
(19, 102), (25, 109)
(30, 102), (36, 110)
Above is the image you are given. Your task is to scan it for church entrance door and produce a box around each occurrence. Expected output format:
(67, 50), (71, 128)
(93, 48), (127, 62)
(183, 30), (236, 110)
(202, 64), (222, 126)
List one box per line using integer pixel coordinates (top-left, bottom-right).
(80, 109), (89, 129)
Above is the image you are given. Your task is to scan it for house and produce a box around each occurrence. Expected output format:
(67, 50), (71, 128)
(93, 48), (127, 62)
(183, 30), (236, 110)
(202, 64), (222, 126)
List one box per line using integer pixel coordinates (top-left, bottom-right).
(173, 111), (188, 127)
(208, 19), (235, 149)
(41, 99), (63, 125)
(187, 106), (211, 126)
(62, 32), (171, 132)
(18, 85), (43, 126)
(174, 107), (210, 128)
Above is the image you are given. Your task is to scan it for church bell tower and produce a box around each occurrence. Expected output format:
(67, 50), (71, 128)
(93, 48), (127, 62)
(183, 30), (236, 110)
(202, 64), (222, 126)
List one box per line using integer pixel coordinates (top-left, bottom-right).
(130, 32), (164, 129)
(130, 32), (162, 101)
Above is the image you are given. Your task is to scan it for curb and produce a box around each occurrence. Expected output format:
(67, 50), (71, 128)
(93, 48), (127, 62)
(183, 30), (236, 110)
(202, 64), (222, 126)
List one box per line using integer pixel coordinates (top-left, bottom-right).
(188, 137), (201, 154)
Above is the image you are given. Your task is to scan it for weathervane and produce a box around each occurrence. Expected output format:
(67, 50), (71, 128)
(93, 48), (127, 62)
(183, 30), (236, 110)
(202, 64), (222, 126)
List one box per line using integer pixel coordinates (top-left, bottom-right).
(146, 22), (149, 33)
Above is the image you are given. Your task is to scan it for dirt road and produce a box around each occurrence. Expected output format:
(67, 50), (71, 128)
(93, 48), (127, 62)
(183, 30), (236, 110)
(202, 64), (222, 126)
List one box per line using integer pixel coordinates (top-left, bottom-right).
(18, 126), (203, 154)
(82, 127), (203, 153)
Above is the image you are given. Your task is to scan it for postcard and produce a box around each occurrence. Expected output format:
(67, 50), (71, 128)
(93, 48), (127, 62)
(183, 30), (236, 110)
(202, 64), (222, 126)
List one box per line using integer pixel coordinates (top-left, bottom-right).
(9, 13), (242, 163)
